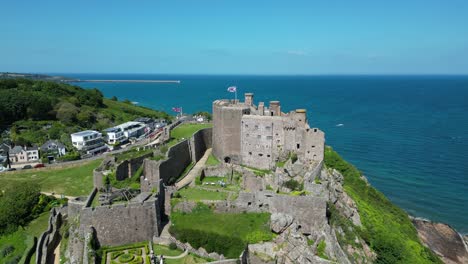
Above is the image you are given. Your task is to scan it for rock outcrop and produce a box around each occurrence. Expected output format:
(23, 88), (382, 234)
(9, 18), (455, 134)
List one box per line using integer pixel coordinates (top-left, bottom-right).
(412, 218), (468, 264)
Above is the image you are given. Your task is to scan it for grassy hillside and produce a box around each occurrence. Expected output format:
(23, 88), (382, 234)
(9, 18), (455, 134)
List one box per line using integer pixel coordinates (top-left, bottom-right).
(324, 146), (442, 264)
(0, 159), (101, 196)
(0, 212), (50, 264)
(0, 78), (171, 148)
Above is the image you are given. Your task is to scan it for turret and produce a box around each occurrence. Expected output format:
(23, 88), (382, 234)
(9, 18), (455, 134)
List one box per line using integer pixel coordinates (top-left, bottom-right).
(269, 101), (281, 116)
(245, 93), (254, 106)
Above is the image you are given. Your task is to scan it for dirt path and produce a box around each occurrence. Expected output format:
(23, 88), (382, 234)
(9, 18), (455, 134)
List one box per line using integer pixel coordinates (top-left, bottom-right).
(53, 242), (61, 264)
(41, 192), (76, 200)
(175, 148), (212, 190)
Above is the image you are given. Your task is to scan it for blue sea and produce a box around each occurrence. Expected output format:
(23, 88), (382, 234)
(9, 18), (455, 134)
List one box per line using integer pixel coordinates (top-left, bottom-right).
(66, 74), (468, 233)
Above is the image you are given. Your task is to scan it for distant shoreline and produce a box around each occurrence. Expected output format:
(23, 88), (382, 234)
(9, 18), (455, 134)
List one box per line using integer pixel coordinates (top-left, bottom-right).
(72, 79), (181, 83)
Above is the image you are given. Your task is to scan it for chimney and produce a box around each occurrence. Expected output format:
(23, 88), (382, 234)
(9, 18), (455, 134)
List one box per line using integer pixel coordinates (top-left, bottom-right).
(245, 93), (254, 106)
(269, 101), (281, 116)
(258, 102), (265, 115)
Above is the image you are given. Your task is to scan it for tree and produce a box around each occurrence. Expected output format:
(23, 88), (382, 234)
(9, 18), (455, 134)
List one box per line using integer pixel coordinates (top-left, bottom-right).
(0, 182), (41, 234)
(56, 102), (79, 124)
(111, 96), (118, 101)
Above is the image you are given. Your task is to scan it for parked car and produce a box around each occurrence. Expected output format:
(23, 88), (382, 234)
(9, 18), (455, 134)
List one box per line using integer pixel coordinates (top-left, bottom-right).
(34, 163), (45, 168)
(22, 165), (33, 170)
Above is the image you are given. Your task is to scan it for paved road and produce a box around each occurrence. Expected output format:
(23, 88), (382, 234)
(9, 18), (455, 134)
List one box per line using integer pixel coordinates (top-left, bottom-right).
(175, 148), (212, 190)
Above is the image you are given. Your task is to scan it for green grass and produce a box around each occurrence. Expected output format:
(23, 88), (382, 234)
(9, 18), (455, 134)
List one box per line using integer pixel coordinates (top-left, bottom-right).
(114, 148), (153, 162)
(205, 154), (220, 166)
(316, 240), (329, 260)
(240, 165), (271, 177)
(0, 159), (101, 196)
(175, 187), (228, 201)
(171, 204), (273, 258)
(324, 146), (442, 264)
(0, 212), (50, 264)
(167, 123), (213, 147)
(164, 253), (209, 264)
(152, 244), (183, 257)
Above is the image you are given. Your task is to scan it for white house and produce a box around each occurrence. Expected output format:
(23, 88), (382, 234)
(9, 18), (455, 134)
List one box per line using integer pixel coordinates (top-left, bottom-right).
(71, 130), (107, 154)
(116, 121), (148, 139)
(104, 127), (126, 145)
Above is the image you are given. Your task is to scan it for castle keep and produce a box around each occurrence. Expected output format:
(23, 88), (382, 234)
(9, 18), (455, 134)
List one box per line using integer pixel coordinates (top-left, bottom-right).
(213, 93), (325, 169)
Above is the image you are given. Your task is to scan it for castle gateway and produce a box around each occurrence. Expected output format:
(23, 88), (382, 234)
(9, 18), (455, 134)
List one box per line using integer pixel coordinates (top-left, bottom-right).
(212, 93), (325, 170)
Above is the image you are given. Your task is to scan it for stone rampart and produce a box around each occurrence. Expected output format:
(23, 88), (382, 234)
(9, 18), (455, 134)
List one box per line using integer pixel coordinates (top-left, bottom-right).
(36, 208), (62, 264)
(175, 191), (327, 236)
(77, 194), (161, 246)
(115, 152), (153, 181)
(142, 128), (213, 192)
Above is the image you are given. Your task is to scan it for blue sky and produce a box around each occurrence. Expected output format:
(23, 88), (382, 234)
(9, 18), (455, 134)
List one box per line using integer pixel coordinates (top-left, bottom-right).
(1, 0), (467, 74)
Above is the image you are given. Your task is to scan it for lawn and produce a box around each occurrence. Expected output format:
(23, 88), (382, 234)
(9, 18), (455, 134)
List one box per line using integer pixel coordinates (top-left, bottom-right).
(175, 187), (228, 201)
(0, 159), (101, 197)
(165, 253), (208, 264)
(0, 212), (50, 264)
(168, 123), (213, 147)
(205, 153), (220, 166)
(170, 204), (273, 258)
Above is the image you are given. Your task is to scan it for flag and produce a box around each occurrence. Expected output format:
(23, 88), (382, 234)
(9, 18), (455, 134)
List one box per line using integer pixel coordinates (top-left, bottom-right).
(172, 107), (181, 113)
(227, 86), (237, 93)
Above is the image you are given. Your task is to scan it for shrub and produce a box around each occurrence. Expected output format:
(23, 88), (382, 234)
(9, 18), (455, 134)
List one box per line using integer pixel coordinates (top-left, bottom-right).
(169, 242), (178, 250)
(110, 251), (123, 259)
(5, 255), (21, 264)
(0, 245), (14, 257)
(316, 240), (328, 260)
(169, 227), (245, 259)
(118, 253), (134, 262)
(290, 152), (298, 163)
(283, 179), (302, 191)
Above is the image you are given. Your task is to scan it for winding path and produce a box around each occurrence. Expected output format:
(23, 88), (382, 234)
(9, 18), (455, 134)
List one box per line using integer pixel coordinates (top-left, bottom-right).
(175, 148), (212, 190)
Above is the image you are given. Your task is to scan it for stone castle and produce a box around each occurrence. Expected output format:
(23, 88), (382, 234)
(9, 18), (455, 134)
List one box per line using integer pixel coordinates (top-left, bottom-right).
(212, 93), (325, 169)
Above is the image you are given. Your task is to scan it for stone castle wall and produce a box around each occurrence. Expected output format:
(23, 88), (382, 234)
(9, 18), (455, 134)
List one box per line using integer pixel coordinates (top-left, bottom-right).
(36, 208), (62, 264)
(115, 152), (153, 181)
(142, 128), (212, 192)
(76, 195), (161, 246)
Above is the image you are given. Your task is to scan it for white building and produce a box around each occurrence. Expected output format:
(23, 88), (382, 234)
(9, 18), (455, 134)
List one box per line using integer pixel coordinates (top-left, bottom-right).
(116, 121), (148, 139)
(71, 130), (107, 154)
(104, 127), (126, 145)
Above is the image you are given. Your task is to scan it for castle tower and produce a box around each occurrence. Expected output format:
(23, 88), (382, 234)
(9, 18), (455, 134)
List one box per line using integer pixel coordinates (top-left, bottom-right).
(212, 100), (250, 164)
(292, 109), (307, 124)
(245, 93), (254, 106)
(269, 101), (281, 116)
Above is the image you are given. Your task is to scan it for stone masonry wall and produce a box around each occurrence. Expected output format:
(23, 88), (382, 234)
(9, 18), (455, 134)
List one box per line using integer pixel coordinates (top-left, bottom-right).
(115, 152), (153, 181)
(36, 208), (62, 264)
(78, 195), (161, 246)
(142, 128), (212, 192)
